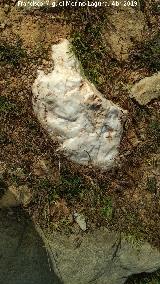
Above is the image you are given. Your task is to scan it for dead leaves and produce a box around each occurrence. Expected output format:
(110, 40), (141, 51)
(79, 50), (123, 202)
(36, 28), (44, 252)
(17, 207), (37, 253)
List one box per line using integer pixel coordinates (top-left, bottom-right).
(49, 198), (70, 221)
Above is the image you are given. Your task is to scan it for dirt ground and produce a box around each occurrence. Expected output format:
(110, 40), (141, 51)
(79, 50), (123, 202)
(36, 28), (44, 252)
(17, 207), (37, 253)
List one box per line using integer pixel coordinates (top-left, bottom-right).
(0, 1), (160, 249)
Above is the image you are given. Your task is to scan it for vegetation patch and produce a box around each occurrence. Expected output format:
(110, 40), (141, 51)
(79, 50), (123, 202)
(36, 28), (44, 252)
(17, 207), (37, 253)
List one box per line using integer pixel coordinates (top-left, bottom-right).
(0, 96), (17, 114)
(0, 178), (7, 199)
(0, 2), (160, 251)
(130, 33), (160, 73)
(100, 197), (113, 220)
(68, 7), (119, 90)
(0, 40), (27, 67)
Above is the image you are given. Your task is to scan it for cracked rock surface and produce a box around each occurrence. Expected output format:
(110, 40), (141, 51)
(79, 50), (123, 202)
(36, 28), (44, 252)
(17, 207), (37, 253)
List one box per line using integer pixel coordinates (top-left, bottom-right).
(32, 39), (126, 169)
(130, 72), (160, 105)
(0, 210), (61, 284)
(42, 228), (160, 284)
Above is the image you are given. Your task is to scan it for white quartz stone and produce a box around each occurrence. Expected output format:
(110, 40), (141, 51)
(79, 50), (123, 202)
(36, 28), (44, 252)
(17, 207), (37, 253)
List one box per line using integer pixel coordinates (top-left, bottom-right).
(32, 39), (126, 169)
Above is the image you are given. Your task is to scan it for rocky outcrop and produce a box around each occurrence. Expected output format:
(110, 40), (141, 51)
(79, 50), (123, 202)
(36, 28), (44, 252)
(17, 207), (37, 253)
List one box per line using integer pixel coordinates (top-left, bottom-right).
(41, 228), (160, 284)
(0, 163), (32, 208)
(0, 210), (61, 284)
(1, 208), (160, 284)
(32, 39), (126, 170)
(0, 185), (32, 208)
(102, 7), (148, 61)
(130, 72), (160, 105)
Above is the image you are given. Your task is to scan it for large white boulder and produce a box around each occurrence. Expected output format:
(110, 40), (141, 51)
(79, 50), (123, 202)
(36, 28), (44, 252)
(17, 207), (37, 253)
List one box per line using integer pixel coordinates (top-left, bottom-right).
(32, 39), (126, 169)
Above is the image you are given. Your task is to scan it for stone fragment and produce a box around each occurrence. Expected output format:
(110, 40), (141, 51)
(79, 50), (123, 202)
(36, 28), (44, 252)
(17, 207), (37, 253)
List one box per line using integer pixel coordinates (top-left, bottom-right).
(32, 39), (126, 170)
(33, 158), (49, 177)
(130, 72), (160, 105)
(127, 129), (140, 147)
(74, 212), (87, 231)
(0, 185), (32, 208)
(0, 189), (18, 208)
(33, 157), (60, 183)
(0, 210), (58, 284)
(41, 228), (160, 284)
(102, 7), (148, 61)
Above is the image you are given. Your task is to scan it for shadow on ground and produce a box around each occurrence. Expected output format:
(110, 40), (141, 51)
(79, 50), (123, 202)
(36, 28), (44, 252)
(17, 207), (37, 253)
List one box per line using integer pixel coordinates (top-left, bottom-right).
(0, 208), (62, 284)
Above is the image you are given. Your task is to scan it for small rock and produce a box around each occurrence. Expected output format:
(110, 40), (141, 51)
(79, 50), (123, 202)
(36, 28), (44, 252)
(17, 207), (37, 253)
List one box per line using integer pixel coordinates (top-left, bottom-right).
(127, 129), (140, 147)
(42, 59), (48, 65)
(0, 189), (19, 208)
(10, 185), (32, 206)
(33, 157), (60, 183)
(0, 23), (6, 29)
(130, 72), (160, 105)
(0, 185), (32, 208)
(74, 212), (87, 231)
(33, 158), (49, 177)
(13, 167), (26, 179)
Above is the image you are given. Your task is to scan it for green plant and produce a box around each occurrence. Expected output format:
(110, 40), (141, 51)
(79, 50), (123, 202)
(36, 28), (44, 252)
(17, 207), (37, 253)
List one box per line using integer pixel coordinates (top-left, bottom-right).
(124, 233), (143, 248)
(69, 7), (111, 87)
(60, 174), (83, 198)
(100, 197), (113, 219)
(151, 1), (160, 15)
(0, 40), (26, 67)
(146, 176), (157, 193)
(131, 33), (160, 72)
(0, 178), (7, 198)
(36, 178), (59, 202)
(148, 120), (160, 138)
(0, 96), (17, 113)
(37, 178), (53, 190)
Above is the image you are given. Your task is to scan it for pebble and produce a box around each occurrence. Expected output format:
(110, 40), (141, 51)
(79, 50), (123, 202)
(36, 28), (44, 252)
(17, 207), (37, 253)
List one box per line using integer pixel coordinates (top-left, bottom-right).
(74, 212), (87, 231)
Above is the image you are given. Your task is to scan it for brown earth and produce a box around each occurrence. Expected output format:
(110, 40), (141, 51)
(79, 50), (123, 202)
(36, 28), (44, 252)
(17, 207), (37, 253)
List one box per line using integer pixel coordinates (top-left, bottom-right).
(0, 2), (160, 248)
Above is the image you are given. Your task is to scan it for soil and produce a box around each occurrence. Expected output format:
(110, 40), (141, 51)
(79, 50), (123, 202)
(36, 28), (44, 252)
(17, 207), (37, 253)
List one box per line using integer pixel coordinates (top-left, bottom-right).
(0, 1), (160, 249)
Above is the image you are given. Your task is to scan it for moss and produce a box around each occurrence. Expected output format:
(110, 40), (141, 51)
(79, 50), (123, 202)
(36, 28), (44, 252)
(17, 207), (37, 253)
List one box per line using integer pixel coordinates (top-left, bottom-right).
(0, 178), (7, 198)
(69, 7), (116, 88)
(130, 33), (160, 72)
(146, 177), (157, 193)
(0, 40), (27, 67)
(100, 197), (113, 220)
(34, 178), (59, 203)
(0, 96), (17, 114)
(151, 1), (160, 15)
(59, 171), (83, 199)
(148, 120), (160, 140)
